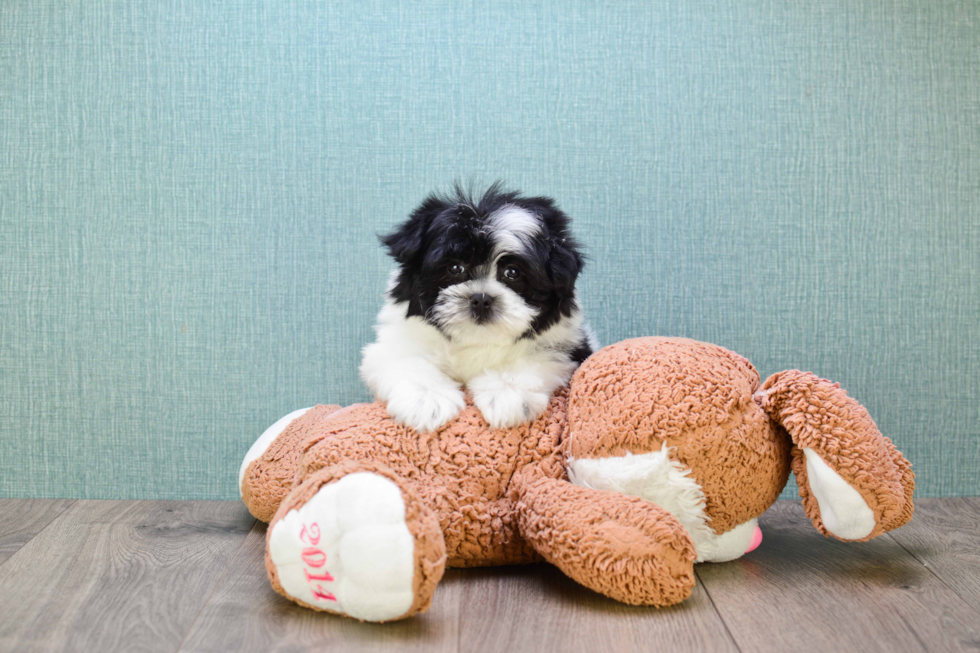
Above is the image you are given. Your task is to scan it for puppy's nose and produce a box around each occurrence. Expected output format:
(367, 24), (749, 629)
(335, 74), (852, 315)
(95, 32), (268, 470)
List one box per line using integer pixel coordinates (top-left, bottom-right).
(468, 293), (495, 321)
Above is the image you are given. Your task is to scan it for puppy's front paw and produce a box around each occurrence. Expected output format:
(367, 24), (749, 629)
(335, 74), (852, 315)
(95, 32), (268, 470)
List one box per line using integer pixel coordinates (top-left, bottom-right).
(471, 375), (549, 429)
(385, 383), (465, 432)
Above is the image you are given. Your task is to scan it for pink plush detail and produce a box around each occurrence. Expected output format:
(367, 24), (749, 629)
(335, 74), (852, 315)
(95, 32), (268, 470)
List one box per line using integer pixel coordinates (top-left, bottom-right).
(746, 526), (763, 554)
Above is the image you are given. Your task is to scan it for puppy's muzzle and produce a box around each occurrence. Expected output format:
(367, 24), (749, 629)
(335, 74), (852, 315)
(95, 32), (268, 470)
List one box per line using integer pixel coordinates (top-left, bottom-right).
(468, 292), (495, 323)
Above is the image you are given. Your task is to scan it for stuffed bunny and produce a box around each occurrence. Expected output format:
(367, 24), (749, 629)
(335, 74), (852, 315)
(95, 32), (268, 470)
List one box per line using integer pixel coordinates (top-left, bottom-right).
(239, 337), (913, 622)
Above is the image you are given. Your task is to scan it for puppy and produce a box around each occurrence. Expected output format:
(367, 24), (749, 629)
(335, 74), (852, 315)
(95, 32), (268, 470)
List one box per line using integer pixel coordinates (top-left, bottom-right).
(360, 183), (596, 432)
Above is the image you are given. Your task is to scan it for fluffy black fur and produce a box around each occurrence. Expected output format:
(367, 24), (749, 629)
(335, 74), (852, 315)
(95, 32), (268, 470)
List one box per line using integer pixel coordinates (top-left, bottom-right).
(381, 182), (588, 345)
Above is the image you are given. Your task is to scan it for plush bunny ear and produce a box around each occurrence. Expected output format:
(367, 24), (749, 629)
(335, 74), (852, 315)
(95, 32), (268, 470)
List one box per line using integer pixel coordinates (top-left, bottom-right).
(755, 371), (914, 541)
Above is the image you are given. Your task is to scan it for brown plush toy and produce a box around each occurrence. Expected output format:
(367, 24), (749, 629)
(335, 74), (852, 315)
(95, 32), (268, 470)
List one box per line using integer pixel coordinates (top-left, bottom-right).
(239, 337), (914, 622)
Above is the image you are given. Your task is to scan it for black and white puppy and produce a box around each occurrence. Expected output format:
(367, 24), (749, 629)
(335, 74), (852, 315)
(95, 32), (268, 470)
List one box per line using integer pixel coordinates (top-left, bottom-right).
(360, 184), (597, 432)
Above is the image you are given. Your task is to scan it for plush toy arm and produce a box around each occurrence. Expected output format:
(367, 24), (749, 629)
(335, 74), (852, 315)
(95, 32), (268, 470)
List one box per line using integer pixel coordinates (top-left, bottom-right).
(756, 371), (914, 541)
(513, 470), (697, 607)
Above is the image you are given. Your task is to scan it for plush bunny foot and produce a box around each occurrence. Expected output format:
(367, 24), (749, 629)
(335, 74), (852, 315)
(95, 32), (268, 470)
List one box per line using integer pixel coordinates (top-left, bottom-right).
(239, 407), (312, 492)
(239, 404), (345, 522)
(266, 465), (446, 622)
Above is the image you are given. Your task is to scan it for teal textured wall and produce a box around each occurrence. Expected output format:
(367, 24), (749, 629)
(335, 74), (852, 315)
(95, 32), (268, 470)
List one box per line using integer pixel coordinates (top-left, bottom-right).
(1, 1), (978, 500)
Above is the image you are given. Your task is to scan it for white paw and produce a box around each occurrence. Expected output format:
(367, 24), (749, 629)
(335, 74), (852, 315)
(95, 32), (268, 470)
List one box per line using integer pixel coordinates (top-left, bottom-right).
(471, 375), (549, 429)
(385, 383), (465, 432)
(268, 473), (417, 622)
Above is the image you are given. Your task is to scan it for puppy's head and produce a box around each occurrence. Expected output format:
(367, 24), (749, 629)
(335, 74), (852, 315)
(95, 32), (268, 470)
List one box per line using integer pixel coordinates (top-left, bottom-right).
(381, 183), (584, 342)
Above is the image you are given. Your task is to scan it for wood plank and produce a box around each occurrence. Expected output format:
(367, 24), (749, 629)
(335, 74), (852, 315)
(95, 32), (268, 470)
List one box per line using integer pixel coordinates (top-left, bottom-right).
(0, 500), (254, 653)
(458, 562), (739, 653)
(697, 500), (980, 653)
(179, 521), (461, 653)
(0, 499), (75, 565)
(888, 497), (980, 613)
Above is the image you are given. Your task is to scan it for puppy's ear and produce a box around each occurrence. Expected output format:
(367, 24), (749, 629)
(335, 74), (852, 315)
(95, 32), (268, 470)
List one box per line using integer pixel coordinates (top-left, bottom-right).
(380, 195), (447, 264)
(534, 201), (584, 306)
(517, 196), (584, 314)
(548, 234), (585, 299)
(381, 194), (451, 314)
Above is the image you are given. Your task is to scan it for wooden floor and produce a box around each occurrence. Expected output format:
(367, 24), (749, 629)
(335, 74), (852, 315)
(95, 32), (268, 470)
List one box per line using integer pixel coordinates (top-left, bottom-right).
(0, 499), (978, 652)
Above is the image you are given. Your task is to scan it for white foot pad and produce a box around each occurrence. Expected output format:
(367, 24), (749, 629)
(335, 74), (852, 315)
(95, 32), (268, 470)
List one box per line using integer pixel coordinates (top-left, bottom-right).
(268, 472), (416, 621)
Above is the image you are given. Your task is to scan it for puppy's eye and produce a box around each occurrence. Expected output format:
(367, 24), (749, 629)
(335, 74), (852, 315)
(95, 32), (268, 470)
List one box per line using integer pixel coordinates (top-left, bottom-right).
(503, 266), (520, 280)
(448, 263), (466, 276)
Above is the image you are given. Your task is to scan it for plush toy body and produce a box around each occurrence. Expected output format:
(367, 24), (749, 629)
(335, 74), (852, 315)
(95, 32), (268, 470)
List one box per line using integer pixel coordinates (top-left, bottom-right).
(239, 337), (913, 622)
